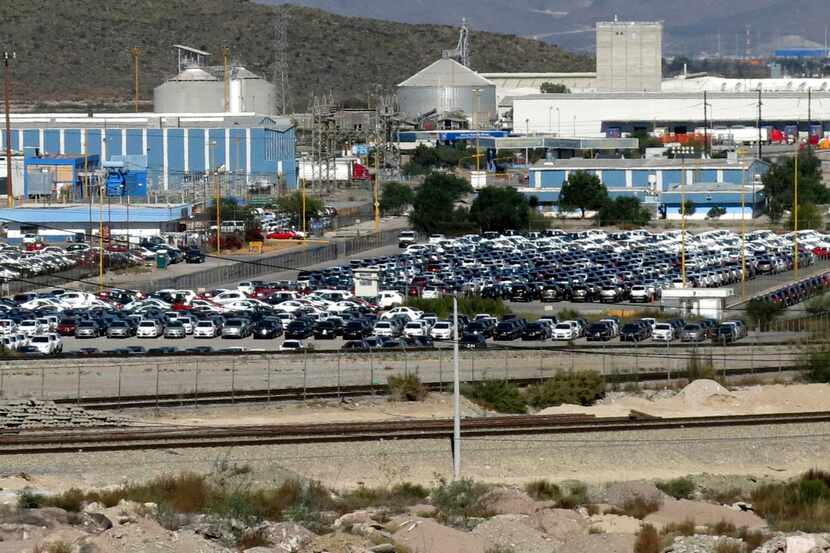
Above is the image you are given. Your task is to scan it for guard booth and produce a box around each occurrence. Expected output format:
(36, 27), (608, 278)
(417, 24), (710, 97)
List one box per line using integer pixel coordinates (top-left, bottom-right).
(660, 288), (735, 320)
(353, 268), (380, 298)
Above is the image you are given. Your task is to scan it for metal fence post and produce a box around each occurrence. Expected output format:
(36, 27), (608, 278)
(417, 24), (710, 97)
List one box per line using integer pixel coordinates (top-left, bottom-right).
(155, 363), (160, 413)
(0, 366), (4, 398)
(438, 351), (442, 392)
(266, 357), (271, 403)
(117, 365), (122, 403)
(41, 367), (46, 400)
(75, 365), (81, 404)
(231, 358), (236, 404)
(370, 352), (375, 392)
(303, 349), (308, 402)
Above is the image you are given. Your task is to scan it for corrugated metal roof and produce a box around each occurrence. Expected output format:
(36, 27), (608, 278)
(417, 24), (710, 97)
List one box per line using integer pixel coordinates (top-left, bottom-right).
(171, 68), (217, 82)
(530, 158), (765, 170)
(0, 205), (190, 224)
(398, 58), (494, 88)
(0, 113), (293, 131)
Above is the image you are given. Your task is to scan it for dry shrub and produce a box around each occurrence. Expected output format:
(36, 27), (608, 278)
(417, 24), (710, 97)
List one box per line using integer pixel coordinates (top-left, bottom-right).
(336, 482), (429, 514)
(387, 374), (427, 401)
(656, 477), (695, 500)
(634, 523), (662, 553)
(708, 519), (737, 536)
(607, 495), (662, 519)
(524, 480), (561, 501)
(662, 519), (696, 536)
(713, 540), (743, 553)
(703, 487), (746, 505)
(237, 527), (271, 549)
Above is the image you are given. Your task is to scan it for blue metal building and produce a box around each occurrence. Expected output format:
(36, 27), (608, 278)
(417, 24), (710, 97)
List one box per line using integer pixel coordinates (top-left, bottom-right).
(1, 113), (296, 195)
(523, 157), (768, 217)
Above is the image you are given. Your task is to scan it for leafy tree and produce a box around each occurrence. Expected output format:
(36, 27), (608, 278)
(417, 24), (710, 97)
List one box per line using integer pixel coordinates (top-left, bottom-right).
(788, 202), (824, 231)
(762, 149), (829, 223)
(706, 206), (726, 219)
(203, 198), (258, 231)
(403, 143), (473, 175)
(469, 186), (531, 232)
(631, 129), (663, 155)
(275, 191), (324, 229)
(596, 197), (651, 227)
(379, 182), (415, 215)
(408, 173), (473, 235)
(558, 171), (608, 218)
(540, 82), (570, 93)
(682, 200), (696, 216)
(745, 298), (784, 332)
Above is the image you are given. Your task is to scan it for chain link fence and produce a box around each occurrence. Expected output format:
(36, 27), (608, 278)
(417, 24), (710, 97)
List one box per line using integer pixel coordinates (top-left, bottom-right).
(0, 342), (803, 404)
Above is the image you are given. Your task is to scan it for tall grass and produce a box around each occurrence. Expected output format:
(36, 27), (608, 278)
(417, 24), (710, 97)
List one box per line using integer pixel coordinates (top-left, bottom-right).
(461, 380), (527, 414)
(751, 469), (830, 532)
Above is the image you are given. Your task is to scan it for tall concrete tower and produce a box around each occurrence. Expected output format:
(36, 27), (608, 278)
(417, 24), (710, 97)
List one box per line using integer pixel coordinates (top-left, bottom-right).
(595, 20), (663, 92)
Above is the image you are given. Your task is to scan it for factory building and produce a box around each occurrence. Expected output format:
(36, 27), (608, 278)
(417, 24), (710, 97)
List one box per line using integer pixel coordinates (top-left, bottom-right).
(511, 91), (830, 137)
(595, 20), (663, 92)
(153, 45), (276, 115)
(522, 157), (768, 220)
(397, 57), (497, 127)
(0, 112), (296, 196)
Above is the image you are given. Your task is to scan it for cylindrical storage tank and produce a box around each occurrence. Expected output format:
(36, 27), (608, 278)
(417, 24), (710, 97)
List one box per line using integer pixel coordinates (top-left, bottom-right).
(397, 58), (497, 125)
(153, 68), (222, 113)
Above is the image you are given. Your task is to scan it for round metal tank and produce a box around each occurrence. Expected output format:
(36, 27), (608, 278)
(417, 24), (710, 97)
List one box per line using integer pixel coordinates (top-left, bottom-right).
(397, 58), (497, 125)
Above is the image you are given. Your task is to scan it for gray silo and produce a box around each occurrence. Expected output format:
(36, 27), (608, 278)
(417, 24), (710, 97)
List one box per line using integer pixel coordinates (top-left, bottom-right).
(397, 57), (497, 126)
(153, 67), (221, 113)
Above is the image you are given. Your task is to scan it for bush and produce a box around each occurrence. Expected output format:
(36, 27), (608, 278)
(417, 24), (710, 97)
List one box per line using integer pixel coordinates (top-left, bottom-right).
(336, 482), (429, 514)
(804, 348), (830, 383)
(686, 351), (716, 381)
(431, 477), (492, 525)
(634, 524), (662, 553)
(41, 488), (85, 512)
(662, 519), (696, 536)
(18, 490), (44, 509)
(524, 480), (561, 501)
(703, 487), (746, 505)
(208, 233), (244, 251)
(713, 541), (742, 553)
(237, 527), (271, 550)
(462, 380), (527, 414)
(657, 477), (696, 500)
(751, 470), (830, 531)
(607, 495), (662, 519)
(556, 482), (589, 509)
(526, 371), (605, 409)
(405, 296), (510, 320)
(387, 374), (427, 401)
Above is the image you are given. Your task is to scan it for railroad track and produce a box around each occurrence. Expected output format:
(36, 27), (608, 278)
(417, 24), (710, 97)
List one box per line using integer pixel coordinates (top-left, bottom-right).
(2, 411), (829, 455)
(54, 364), (798, 410)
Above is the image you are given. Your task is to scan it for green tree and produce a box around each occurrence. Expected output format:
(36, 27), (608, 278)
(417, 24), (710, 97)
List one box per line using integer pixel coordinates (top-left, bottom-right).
(469, 186), (530, 232)
(276, 191), (324, 229)
(683, 200), (696, 216)
(379, 182), (415, 215)
(763, 149), (829, 223)
(203, 198), (257, 230)
(558, 171), (608, 218)
(788, 202), (824, 231)
(540, 82), (570, 93)
(408, 173), (473, 235)
(596, 196), (651, 226)
(745, 298), (784, 332)
(631, 129), (663, 155)
(706, 206), (726, 219)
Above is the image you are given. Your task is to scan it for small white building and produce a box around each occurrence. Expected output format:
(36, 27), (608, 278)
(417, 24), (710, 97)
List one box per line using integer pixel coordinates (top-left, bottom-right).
(661, 288), (735, 320)
(0, 153), (25, 198)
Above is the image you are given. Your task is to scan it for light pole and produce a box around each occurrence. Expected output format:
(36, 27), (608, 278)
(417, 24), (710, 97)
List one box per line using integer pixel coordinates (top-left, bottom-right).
(474, 88), (481, 171)
(671, 145), (694, 287)
(4, 51), (14, 208)
(548, 107), (552, 134)
(452, 295), (461, 480)
(556, 107), (561, 136)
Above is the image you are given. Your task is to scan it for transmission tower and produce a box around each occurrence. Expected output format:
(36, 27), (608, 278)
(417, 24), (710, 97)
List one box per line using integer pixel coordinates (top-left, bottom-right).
(273, 9), (289, 115)
(442, 18), (470, 67)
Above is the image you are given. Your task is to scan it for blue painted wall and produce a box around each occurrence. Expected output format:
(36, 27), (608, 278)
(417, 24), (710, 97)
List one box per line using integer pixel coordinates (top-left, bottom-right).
(105, 129), (122, 158)
(43, 130), (60, 154)
(64, 130), (81, 154)
(540, 170), (566, 188)
(603, 170), (626, 187)
(188, 129), (206, 173)
(126, 129), (143, 156)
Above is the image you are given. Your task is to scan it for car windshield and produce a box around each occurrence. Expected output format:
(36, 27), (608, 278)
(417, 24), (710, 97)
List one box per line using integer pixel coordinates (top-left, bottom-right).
(555, 324), (571, 330)
(139, 322), (155, 327)
(654, 324), (672, 330)
(31, 337), (49, 343)
(196, 322), (213, 327)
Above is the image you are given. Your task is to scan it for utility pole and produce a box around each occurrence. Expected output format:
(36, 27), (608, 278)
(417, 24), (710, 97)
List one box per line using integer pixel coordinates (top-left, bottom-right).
(273, 9), (289, 115)
(703, 91), (709, 157)
(452, 295), (461, 480)
(808, 88), (812, 138)
(794, 142), (799, 278)
(4, 51), (14, 208)
(223, 47), (230, 113)
(757, 89), (762, 160)
(130, 47), (141, 113)
(374, 132), (381, 234)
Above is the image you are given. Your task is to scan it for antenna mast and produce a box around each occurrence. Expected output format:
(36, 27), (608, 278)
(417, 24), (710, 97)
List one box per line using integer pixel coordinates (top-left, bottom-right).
(273, 9), (289, 115)
(442, 18), (471, 67)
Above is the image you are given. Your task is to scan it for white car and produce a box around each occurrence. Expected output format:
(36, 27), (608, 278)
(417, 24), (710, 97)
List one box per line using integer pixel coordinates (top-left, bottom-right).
(553, 322), (578, 341)
(0, 319), (16, 335)
(136, 320), (162, 338)
(279, 340), (307, 352)
(430, 321), (454, 340)
(18, 320), (42, 337)
(372, 321), (398, 337)
(178, 316), (194, 334)
(193, 320), (218, 338)
(403, 321), (429, 338)
(212, 290), (248, 305)
(30, 334), (61, 355)
(377, 291), (404, 308)
(380, 306), (423, 322)
(652, 323), (674, 342)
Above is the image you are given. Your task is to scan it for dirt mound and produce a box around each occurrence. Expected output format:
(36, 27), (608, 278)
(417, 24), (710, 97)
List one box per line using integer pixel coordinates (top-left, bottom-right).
(601, 481), (666, 508)
(391, 517), (485, 553)
(472, 514), (557, 553)
(480, 487), (539, 515)
(644, 498), (766, 530)
(561, 532), (636, 553)
(676, 380), (734, 406)
(525, 508), (589, 541)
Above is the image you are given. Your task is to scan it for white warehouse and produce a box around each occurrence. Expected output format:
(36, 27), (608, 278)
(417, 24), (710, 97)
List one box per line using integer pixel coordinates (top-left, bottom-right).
(511, 91), (830, 137)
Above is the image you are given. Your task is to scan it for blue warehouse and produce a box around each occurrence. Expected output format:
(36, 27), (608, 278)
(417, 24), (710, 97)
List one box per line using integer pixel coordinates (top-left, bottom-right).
(0, 112), (296, 198)
(523, 157), (768, 220)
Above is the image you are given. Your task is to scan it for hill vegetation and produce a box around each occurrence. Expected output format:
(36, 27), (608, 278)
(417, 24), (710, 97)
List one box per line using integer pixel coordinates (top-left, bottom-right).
(0, 1), (592, 111)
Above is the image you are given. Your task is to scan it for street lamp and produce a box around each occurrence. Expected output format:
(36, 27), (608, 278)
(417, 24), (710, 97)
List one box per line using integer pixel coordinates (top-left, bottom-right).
(556, 107), (561, 136)
(548, 107), (552, 134)
(473, 88), (481, 172)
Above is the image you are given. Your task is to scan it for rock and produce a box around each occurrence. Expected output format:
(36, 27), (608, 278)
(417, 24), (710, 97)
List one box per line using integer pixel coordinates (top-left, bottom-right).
(729, 502), (753, 512)
(392, 516), (486, 553)
(788, 535), (829, 553)
(334, 510), (374, 529)
(350, 521), (392, 540)
(368, 544), (396, 553)
(562, 532), (636, 553)
(663, 535), (745, 553)
(82, 501), (101, 513)
(261, 522), (315, 552)
(82, 512), (114, 533)
(472, 514), (555, 553)
(526, 508), (589, 541)
(242, 548), (274, 553)
(480, 487), (539, 515)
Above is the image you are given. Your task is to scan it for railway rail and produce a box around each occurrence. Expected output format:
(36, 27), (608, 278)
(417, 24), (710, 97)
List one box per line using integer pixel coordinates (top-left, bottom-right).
(2, 411), (829, 455)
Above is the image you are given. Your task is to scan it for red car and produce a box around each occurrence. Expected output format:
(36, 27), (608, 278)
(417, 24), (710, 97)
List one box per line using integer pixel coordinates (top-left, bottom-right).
(267, 229), (300, 240)
(57, 318), (77, 336)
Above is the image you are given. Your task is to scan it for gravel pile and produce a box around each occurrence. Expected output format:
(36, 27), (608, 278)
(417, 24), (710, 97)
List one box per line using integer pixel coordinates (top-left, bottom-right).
(599, 481), (667, 507)
(754, 533), (830, 553)
(0, 400), (131, 429)
(663, 535), (745, 553)
(675, 380), (735, 406)
(472, 514), (557, 553)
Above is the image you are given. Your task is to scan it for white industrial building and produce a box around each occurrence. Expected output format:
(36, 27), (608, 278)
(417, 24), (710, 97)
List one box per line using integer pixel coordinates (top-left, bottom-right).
(511, 91), (830, 137)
